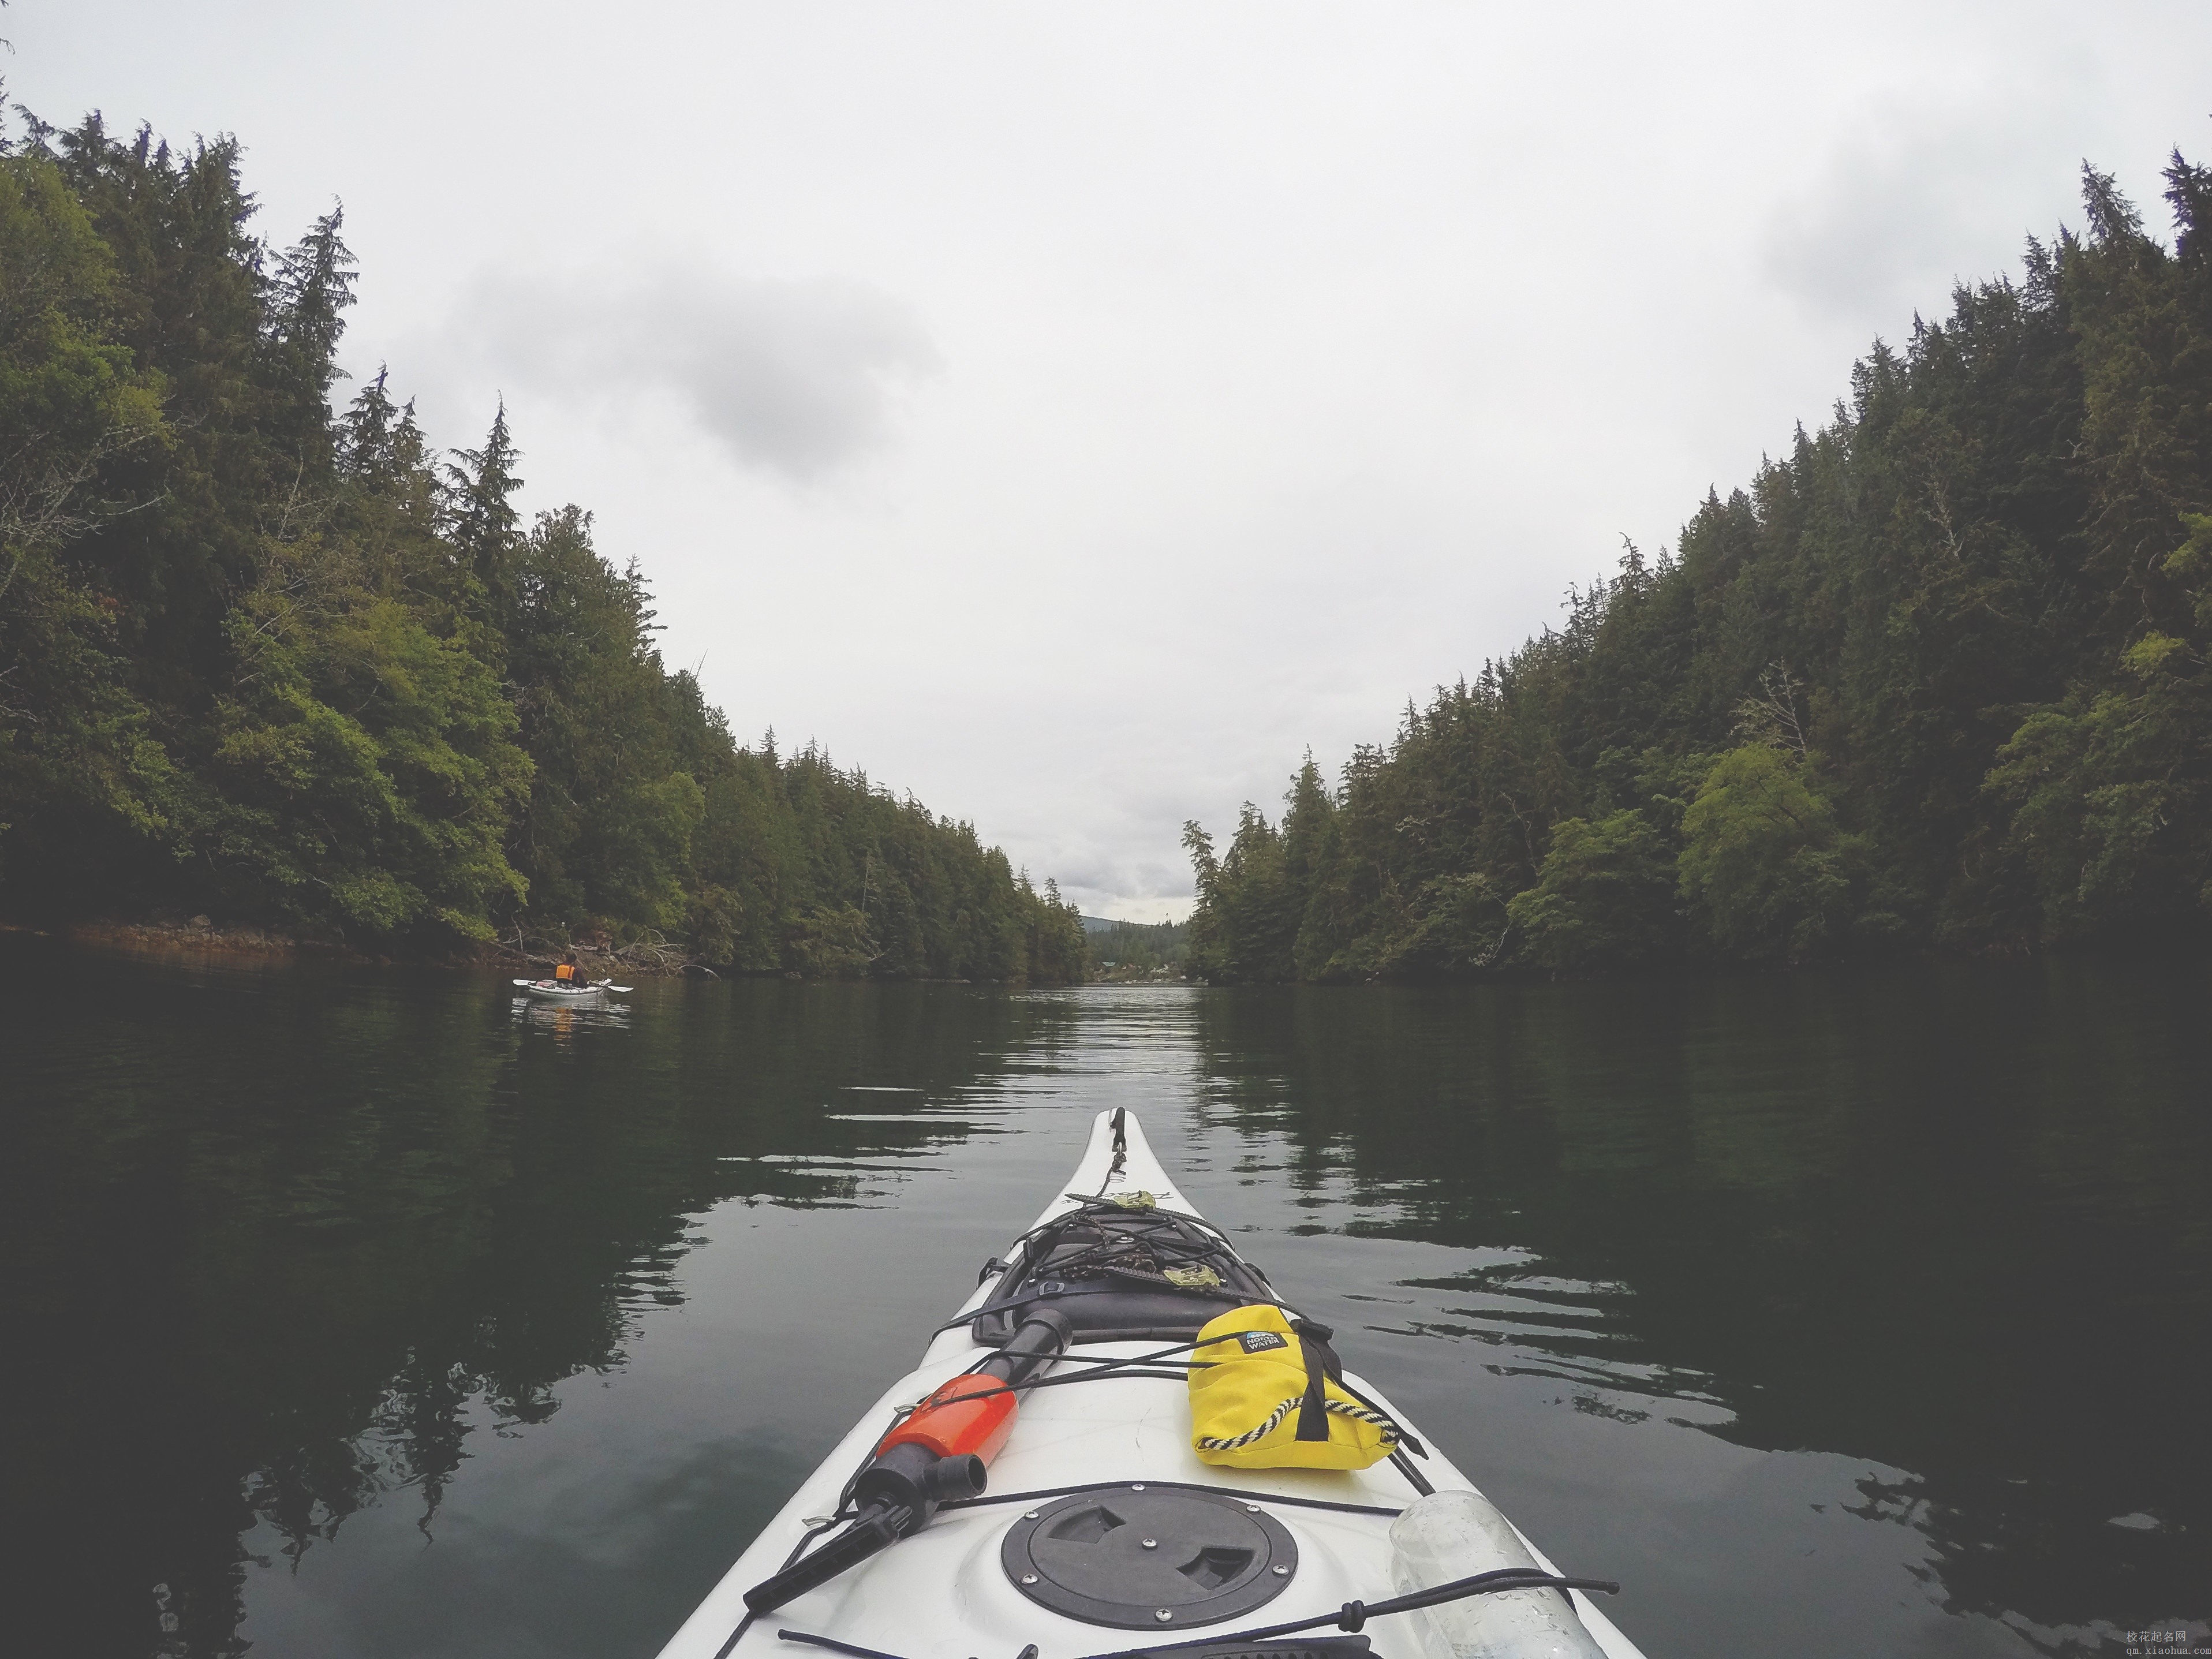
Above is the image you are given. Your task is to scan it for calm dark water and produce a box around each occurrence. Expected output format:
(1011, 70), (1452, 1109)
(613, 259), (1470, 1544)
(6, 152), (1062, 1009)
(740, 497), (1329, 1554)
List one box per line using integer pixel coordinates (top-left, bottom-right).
(3, 937), (2207, 1659)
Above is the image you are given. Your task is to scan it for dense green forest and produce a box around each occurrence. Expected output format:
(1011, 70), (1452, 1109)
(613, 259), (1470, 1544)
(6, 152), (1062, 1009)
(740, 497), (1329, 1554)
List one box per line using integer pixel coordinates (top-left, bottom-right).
(0, 108), (1086, 981)
(1186, 155), (2212, 981)
(1083, 915), (1189, 977)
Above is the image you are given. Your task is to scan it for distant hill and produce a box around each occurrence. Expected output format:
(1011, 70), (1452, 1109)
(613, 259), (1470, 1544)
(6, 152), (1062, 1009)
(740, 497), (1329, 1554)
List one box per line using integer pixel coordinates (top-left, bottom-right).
(1082, 916), (1190, 977)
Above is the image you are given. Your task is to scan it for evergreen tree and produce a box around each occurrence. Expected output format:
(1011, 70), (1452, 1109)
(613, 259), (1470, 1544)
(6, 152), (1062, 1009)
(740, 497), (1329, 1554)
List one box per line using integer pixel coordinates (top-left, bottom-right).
(0, 102), (1083, 980)
(444, 399), (524, 628)
(261, 203), (356, 457)
(1186, 148), (2212, 978)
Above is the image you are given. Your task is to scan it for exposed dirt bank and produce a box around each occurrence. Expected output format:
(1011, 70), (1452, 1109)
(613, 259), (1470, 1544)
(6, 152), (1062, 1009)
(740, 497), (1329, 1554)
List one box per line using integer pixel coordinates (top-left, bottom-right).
(19, 916), (656, 979)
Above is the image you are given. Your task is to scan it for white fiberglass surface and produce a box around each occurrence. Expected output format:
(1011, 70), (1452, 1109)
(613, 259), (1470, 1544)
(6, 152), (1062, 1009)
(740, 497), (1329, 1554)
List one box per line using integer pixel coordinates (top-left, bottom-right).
(659, 1109), (1644, 1659)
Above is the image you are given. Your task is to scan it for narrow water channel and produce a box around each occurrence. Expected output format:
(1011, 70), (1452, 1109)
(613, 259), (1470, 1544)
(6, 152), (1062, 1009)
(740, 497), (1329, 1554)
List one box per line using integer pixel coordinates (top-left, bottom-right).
(3, 936), (2205, 1658)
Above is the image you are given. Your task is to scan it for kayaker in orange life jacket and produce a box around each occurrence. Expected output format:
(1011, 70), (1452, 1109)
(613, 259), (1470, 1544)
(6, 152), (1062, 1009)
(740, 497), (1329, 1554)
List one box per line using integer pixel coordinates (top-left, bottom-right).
(552, 951), (586, 987)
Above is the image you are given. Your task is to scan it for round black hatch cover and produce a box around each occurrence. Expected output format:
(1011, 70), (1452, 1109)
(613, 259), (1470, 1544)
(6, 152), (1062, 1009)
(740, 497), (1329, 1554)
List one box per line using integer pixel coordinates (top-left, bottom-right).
(1000, 1486), (1298, 1629)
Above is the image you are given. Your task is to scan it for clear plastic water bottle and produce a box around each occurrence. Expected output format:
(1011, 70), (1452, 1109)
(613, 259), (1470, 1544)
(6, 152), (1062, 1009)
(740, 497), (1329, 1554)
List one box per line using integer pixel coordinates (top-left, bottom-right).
(1387, 1489), (1609, 1659)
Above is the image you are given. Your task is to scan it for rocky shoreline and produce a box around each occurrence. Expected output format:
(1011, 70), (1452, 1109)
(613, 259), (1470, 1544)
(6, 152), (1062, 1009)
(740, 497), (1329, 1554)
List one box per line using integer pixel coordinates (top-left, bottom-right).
(12, 918), (1107, 984)
(31, 916), (687, 980)
(58, 916), (363, 962)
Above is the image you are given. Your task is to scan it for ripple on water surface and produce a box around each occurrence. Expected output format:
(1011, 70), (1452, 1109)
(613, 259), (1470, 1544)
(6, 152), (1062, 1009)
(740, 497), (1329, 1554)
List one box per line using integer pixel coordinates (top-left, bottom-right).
(2, 947), (2206, 1659)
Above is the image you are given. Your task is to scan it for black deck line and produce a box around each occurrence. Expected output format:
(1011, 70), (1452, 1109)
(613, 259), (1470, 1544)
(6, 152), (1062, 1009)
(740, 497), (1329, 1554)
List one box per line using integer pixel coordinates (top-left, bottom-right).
(937, 1476), (1405, 1518)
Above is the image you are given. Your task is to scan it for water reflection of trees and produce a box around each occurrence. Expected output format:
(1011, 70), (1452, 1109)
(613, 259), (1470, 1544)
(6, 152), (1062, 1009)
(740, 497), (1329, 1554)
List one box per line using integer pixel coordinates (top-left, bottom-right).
(1186, 962), (2212, 1643)
(4, 950), (1076, 1658)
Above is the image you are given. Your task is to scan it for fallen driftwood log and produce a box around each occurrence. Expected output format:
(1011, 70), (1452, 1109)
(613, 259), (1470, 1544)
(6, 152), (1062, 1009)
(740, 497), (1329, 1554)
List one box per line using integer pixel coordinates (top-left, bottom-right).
(501, 925), (700, 979)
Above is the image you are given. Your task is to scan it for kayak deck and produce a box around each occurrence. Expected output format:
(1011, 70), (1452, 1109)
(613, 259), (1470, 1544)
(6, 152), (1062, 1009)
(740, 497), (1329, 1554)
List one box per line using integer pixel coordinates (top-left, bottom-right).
(512, 978), (610, 999)
(656, 1109), (1646, 1659)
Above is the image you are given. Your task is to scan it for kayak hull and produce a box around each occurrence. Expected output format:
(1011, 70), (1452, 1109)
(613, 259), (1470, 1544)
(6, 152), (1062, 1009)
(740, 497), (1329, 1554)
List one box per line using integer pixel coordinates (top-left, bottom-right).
(656, 1109), (1647, 1659)
(513, 978), (606, 1000)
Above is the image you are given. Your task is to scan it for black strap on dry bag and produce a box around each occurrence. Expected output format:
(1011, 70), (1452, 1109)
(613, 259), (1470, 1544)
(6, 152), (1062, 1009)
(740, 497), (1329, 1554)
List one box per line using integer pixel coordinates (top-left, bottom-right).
(1292, 1318), (1339, 1442)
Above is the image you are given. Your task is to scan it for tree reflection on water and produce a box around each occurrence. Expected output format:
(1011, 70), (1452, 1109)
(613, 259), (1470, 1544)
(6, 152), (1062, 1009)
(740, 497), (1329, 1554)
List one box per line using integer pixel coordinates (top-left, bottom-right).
(7, 944), (2206, 1658)
(1183, 962), (2211, 1652)
(3, 944), (1078, 1658)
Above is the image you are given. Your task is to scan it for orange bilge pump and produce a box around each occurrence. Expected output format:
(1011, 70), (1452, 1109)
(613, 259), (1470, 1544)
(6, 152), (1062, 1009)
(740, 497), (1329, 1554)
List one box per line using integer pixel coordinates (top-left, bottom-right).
(877, 1370), (1022, 1462)
(743, 1306), (1073, 1615)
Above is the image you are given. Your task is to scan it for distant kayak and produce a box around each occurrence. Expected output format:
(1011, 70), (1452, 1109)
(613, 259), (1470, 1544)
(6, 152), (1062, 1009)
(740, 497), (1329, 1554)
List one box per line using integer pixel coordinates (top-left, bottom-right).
(511, 978), (630, 999)
(656, 1107), (1644, 1659)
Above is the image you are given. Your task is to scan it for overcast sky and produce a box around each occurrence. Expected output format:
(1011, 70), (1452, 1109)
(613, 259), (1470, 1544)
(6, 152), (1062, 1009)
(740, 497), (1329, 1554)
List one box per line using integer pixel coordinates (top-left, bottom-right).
(19, 3), (2212, 920)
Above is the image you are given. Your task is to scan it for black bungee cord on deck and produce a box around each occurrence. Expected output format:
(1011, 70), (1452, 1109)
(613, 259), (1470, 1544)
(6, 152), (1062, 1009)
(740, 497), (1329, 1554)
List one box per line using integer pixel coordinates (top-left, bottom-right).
(937, 1475), (1406, 1519)
(714, 1327), (1370, 1650)
(720, 1110), (1462, 1655)
(786, 1329), (1427, 1469)
(1066, 1565), (1624, 1657)
(715, 1119), (1143, 1656)
(712, 1399), (925, 1659)
(768, 1563), (1624, 1659)
(943, 1201), (1260, 1337)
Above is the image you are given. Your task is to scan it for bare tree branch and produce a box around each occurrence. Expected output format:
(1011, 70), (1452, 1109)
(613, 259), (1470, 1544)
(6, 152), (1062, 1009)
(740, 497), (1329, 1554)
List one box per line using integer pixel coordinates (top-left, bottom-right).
(1734, 660), (1810, 757)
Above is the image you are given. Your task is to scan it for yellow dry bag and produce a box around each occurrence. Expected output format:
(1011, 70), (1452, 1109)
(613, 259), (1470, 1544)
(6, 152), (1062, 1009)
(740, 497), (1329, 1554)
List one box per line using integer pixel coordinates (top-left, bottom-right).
(1187, 1304), (1398, 1471)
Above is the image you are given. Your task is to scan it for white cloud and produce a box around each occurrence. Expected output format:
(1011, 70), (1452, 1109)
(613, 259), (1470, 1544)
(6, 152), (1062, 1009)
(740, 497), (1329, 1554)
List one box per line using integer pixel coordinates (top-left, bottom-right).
(22, 0), (2212, 921)
(436, 268), (940, 481)
(1761, 73), (2102, 327)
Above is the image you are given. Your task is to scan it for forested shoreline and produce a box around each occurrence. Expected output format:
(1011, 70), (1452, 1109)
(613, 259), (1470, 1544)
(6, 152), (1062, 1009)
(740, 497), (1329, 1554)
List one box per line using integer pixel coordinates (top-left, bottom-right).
(1083, 914), (1189, 979)
(0, 108), (1086, 981)
(1186, 155), (2212, 981)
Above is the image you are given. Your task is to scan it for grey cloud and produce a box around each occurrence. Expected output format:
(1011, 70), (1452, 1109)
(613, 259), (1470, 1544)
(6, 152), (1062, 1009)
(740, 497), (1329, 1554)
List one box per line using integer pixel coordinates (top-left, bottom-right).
(1762, 92), (2084, 324)
(457, 270), (940, 480)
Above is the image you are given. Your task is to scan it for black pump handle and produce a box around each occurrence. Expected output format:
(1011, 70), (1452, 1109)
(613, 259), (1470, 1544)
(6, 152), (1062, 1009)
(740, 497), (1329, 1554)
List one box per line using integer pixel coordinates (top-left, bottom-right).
(742, 1503), (910, 1615)
(745, 1310), (1067, 1616)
